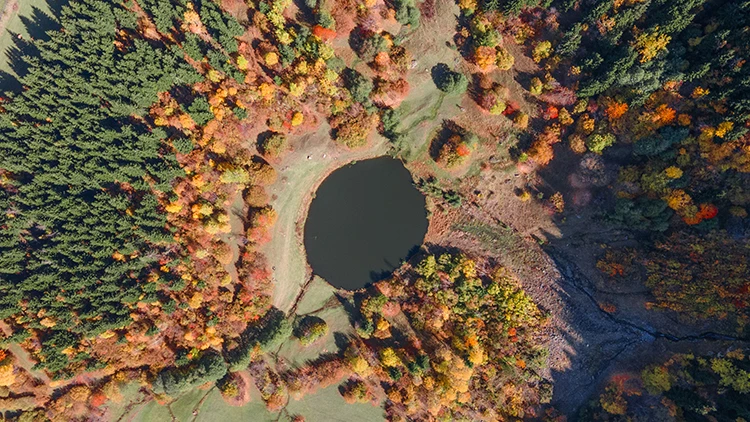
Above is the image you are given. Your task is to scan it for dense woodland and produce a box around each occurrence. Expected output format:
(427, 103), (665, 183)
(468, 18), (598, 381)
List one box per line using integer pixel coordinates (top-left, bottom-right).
(580, 348), (750, 420)
(0, 0), (747, 420)
(453, 0), (750, 324)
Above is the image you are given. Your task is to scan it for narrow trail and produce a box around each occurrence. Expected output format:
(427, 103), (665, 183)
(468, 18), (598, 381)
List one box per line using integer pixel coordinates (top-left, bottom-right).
(189, 386), (216, 422)
(287, 274), (316, 317)
(114, 393), (150, 422)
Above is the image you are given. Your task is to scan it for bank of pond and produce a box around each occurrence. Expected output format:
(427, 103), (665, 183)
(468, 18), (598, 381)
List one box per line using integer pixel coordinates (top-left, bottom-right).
(303, 157), (428, 290)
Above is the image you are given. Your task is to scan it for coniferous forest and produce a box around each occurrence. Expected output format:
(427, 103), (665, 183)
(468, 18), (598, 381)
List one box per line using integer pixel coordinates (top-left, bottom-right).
(0, 0), (747, 420)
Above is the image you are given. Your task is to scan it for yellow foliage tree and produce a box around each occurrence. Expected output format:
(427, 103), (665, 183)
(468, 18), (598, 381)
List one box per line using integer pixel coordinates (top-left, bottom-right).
(68, 385), (92, 403)
(635, 29), (671, 63)
(0, 364), (14, 387)
(264, 52), (279, 66)
(474, 46), (497, 71)
(532, 40), (552, 63)
(664, 166), (683, 179)
(379, 348), (401, 367)
(496, 47), (514, 71)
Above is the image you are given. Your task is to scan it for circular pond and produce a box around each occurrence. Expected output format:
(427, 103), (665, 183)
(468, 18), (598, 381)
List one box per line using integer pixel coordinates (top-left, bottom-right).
(304, 157), (428, 290)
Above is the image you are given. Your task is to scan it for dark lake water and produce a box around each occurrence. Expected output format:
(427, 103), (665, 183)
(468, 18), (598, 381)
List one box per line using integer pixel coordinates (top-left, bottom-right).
(304, 157), (428, 290)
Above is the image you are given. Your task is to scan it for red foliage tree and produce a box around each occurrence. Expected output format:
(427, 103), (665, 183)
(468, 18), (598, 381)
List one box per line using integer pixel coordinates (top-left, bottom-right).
(312, 25), (337, 41)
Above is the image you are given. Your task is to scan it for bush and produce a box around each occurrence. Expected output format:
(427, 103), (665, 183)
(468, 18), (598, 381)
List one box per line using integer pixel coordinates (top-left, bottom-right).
(586, 133), (615, 154)
(153, 351), (227, 396)
(496, 47), (515, 70)
(431, 63), (468, 94)
(258, 132), (288, 158)
(187, 97), (214, 126)
(357, 33), (388, 63)
(343, 69), (373, 104)
(642, 365), (673, 395)
(293, 316), (328, 345)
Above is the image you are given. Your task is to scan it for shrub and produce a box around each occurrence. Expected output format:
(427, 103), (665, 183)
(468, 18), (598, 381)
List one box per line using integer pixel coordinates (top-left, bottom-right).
(496, 47), (515, 70)
(153, 352), (227, 396)
(586, 133), (615, 154)
(431, 63), (468, 94)
(343, 69), (373, 104)
(294, 316), (328, 346)
(258, 132), (288, 158)
(641, 365), (672, 395)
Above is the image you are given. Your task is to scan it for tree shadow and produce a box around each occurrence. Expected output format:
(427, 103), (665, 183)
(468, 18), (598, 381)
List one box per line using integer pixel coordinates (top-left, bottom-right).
(539, 242), (648, 415)
(3, 31), (34, 83)
(45, 0), (69, 18)
(522, 137), (749, 416)
(332, 331), (350, 351)
(513, 70), (536, 92)
(20, 6), (59, 41)
(347, 26), (365, 58)
(0, 0), (68, 93)
(0, 69), (21, 92)
(290, 0), (316, 24)
(368, 243), (421, 283)
(334, 292), (359, 328)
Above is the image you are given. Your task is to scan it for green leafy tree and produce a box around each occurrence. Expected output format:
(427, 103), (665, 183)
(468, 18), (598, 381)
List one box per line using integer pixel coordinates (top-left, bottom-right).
(431, 63), (468, 94)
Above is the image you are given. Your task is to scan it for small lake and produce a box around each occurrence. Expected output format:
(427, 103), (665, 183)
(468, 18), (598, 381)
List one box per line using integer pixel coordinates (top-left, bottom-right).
(304, 157), (428, 290)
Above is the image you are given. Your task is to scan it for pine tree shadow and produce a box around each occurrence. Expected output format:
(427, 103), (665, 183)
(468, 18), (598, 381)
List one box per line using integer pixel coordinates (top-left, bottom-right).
(20, 6), (59, 41)
(0, 0), (68, 92)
